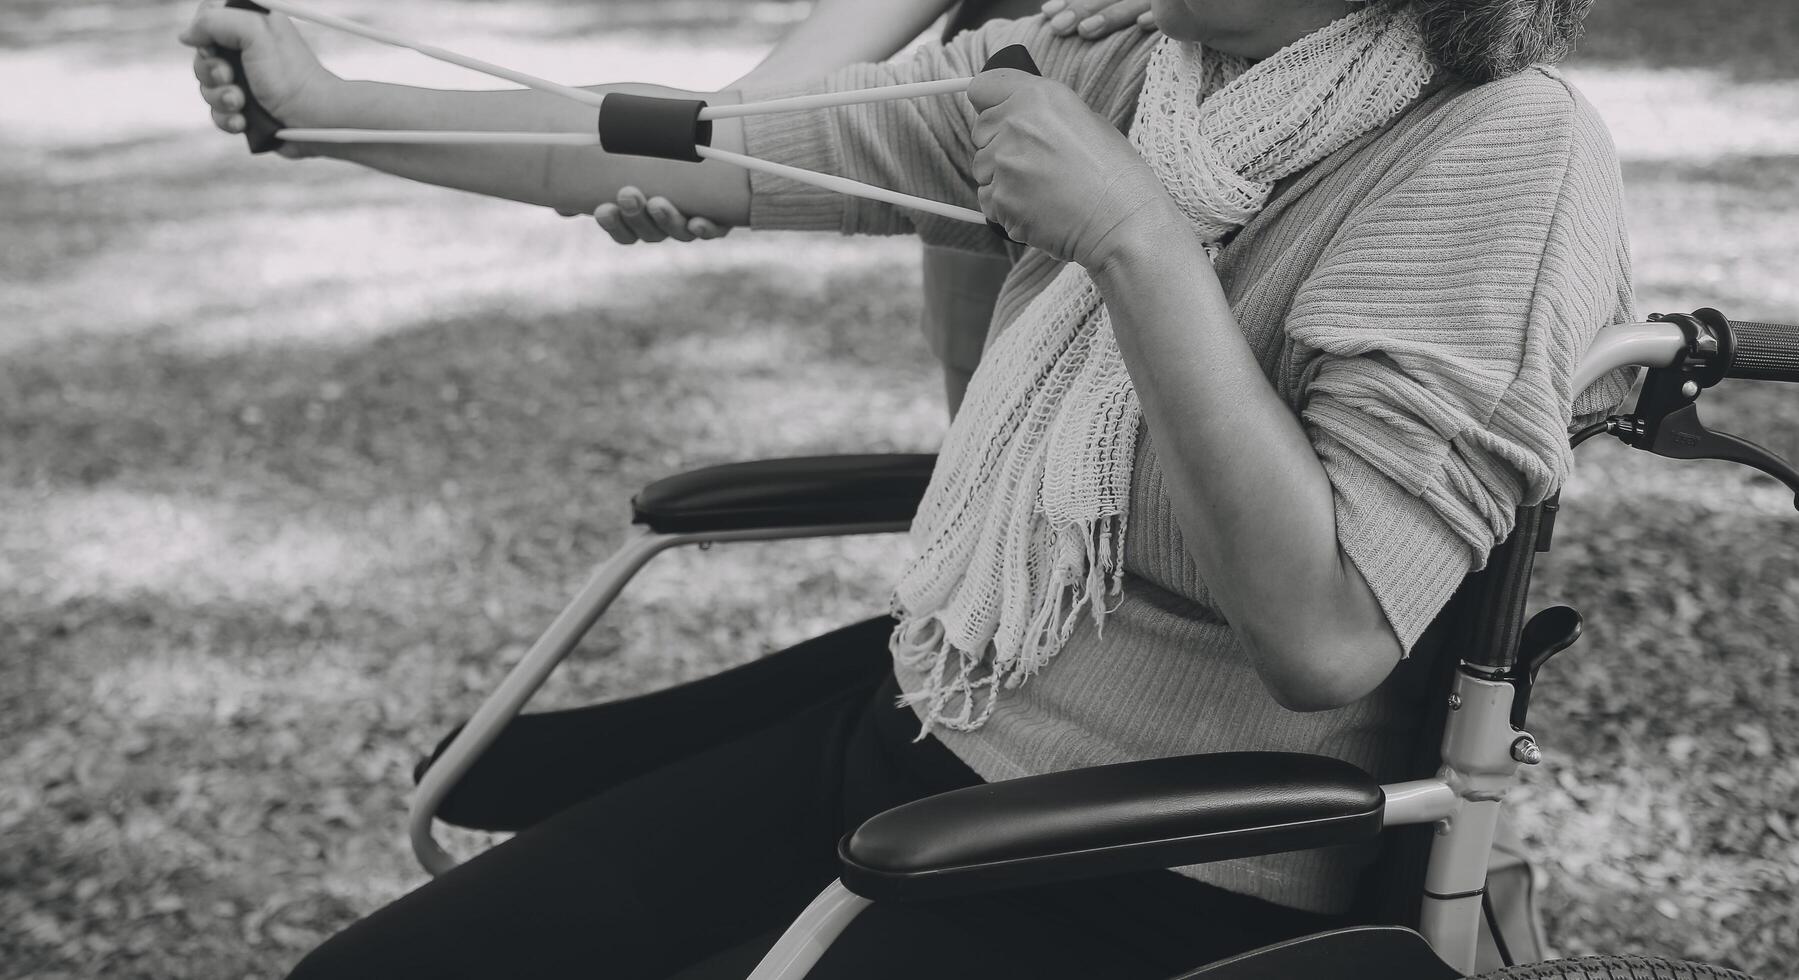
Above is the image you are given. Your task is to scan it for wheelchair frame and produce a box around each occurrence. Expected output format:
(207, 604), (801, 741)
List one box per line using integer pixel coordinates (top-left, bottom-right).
(407, 315), (1786, 979)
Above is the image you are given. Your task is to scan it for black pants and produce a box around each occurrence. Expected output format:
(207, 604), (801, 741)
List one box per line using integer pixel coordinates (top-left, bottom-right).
(288, 618), (1340, 979)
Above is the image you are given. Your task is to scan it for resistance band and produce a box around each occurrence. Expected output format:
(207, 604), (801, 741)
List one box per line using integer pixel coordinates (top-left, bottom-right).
(216, 0), (1039, 228)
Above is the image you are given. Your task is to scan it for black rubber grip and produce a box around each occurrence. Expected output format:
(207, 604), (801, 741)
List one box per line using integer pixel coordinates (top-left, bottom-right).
(1726, 315), (1799, 383)
(982, 43), (1041, 76)
(220, 0), (285, 154)
(977, 44), (1040, 244)
(597, 94), (712, 163)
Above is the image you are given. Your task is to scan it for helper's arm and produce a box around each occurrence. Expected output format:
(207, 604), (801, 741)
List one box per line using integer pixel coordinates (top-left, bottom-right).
(592, 0), (953, 238)
(300, 81), (755, 223)
(737, 0), (954, 88)
(183, 5), (752, 221)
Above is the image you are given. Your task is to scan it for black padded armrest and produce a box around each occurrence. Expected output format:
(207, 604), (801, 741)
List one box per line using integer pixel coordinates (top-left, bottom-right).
(840, 752), (1383, 902)
(630, 454), (937, 534)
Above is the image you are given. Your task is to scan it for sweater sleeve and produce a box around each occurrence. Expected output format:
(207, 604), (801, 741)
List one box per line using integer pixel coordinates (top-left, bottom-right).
(1285, 71), (1634, 652)
(737, 18), (1152, 253)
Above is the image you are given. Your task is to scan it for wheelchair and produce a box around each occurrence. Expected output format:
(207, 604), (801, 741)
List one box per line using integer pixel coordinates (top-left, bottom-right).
(408, 309), (1799, 980)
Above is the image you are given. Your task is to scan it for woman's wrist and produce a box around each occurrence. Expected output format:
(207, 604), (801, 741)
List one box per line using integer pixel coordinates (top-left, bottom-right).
(281, 73), (352, 127)
(266, 75), (354, 160)
(1089, 198), (1202, 288)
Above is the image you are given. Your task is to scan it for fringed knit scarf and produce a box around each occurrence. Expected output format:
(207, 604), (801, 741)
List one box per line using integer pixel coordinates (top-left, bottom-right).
(892, 5), (1435, 733)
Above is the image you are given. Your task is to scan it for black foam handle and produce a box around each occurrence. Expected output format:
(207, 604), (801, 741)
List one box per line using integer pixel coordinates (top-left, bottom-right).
(976, 45), (1040, 244)
(1724, 315), (1799, 384)
(982, 43), (1041, 76)
(597, 94), (713, 163)
(220, 0), (286, 154)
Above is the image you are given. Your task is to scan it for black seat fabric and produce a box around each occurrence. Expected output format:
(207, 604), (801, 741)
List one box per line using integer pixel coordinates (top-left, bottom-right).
(840, 751), (1383, 902)
(631, 454), (937, 534)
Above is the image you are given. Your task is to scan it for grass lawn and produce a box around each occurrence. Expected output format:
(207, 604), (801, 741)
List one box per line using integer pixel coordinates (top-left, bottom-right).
(2, 1), (1796, 977)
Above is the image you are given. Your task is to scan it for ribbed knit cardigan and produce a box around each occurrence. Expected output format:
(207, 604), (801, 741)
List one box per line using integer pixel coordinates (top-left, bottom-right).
(739, 17), (1635, 913)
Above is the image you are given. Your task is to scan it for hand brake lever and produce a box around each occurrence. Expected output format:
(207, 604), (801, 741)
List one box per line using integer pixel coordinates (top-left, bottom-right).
(1642, 403), (1799, 509)
(1606, 311), (1799, 511)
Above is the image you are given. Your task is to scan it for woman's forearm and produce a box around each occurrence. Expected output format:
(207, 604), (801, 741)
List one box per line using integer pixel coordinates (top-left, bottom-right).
(1091, 213), (1402, 711)
(737, 0), (954, 87)
(289, 79), (752, 221)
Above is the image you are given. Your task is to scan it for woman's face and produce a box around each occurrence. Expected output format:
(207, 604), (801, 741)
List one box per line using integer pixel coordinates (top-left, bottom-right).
(1150, 0), (1359, 59)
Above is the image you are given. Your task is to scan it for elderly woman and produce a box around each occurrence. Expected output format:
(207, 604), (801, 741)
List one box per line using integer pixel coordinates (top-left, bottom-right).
(183, 0), (1629, 976)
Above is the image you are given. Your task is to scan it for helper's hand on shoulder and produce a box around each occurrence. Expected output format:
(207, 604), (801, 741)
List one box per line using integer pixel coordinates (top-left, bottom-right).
(588, 187), (731, 243)
(969, 68), (1178, 271)
(179, 0), (341, 151)
(1040, 0), (1156, 39)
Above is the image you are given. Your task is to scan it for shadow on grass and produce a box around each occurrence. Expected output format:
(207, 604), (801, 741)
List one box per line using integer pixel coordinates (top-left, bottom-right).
(2, 258), (936, 487)
(1, 236), (936, 976)
(1525, 474), (1799, 972)
(1574, 0), (1799, 80)
(1626, 153), (1799, 201)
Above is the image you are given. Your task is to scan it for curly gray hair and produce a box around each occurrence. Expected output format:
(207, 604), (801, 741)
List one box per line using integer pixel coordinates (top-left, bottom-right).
(1404, 0), (1596, 82)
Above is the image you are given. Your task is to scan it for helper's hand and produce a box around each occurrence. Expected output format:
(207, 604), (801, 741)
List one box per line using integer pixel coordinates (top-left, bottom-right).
(1039, 0), (1156, 39)
(179, 0), (341, 148)
(589, 187), (731, 243)
(969, 68), (1178, 271)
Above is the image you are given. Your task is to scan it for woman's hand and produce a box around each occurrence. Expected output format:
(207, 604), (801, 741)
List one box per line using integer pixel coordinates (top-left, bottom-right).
(584, 0), (1155, 246)
(969, 69), (1180, 270)
(179, 0), (341, 147)
(588, 187), (731, 243)
(1040, 0), (1156, 39)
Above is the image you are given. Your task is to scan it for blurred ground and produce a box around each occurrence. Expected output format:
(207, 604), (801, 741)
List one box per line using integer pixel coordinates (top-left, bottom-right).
(1, 1), (1796, 977)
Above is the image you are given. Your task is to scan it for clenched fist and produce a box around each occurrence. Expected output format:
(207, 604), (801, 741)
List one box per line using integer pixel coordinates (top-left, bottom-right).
(969, 67), (1179, 270)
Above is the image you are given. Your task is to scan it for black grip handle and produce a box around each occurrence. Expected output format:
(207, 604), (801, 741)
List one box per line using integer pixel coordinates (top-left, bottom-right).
(981, 43), (1041, 76)
(596, 94), (711, 162)
(219, 0), (286, 154)
(975, 45), (1040, 244)
(1725, 315), (1799, 383)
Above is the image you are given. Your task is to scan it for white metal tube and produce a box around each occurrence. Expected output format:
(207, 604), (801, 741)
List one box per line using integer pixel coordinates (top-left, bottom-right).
(409, 519), (911, 875)
(700, 77), (973, 120)
(276, 128), (600, 145)
(254, 0), (609, 109)
(1419, 892), (1486, 970)
(1418, 670), (1521, 974)
(410, 528), (679, 876)
(746, 880), (872, 980)
(696, 145), (987, 225)
(1379, 779), (1458, 827)
(1574, 320), (1686, 392)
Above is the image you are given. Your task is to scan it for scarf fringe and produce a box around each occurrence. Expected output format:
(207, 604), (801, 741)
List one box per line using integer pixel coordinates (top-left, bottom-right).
(894, 514), (1126, 735)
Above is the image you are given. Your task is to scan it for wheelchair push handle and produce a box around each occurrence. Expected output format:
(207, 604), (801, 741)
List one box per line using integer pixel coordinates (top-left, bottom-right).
(1597, 309), (1799, 511)
(1723, 315), (1799, 384)
(216, 0), (287, 154)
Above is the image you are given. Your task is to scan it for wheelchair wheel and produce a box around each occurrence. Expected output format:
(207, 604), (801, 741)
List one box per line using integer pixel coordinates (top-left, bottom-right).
(1470, 955), (1754, 980)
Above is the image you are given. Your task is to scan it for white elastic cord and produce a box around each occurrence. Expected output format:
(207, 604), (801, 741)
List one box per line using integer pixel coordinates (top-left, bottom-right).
(271, 133), (987, 224)
(698, 77), (973, 120)
(254, 0), (609, 108)
(696, 145), (986, 225)
(260, 1), (988, 225)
